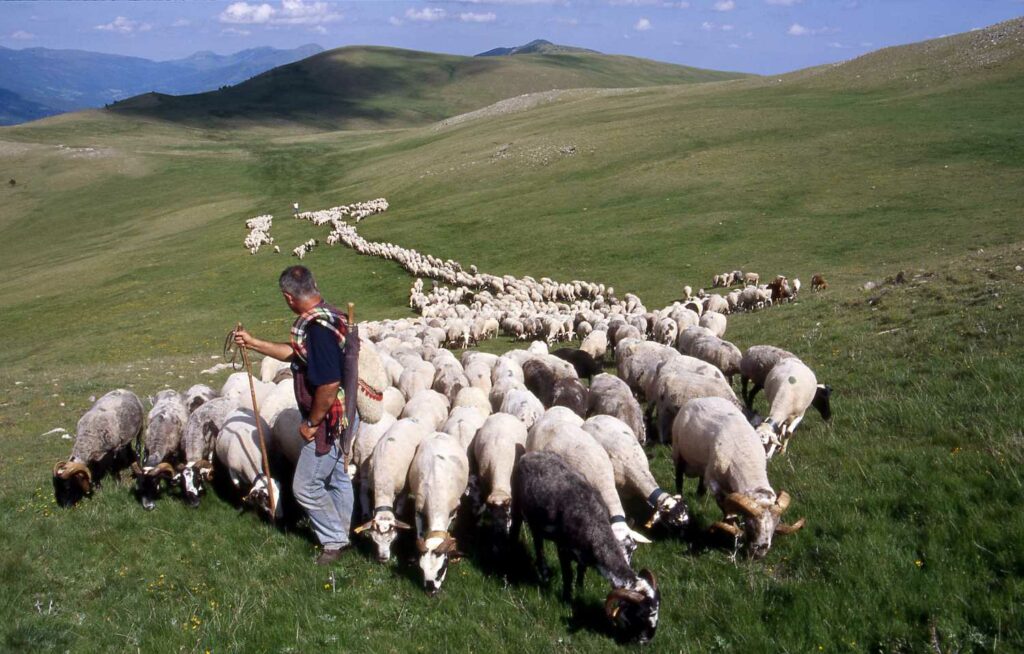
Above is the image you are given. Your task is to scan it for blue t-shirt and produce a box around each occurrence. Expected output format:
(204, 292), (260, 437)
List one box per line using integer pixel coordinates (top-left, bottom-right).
(305, 323), (343, 387)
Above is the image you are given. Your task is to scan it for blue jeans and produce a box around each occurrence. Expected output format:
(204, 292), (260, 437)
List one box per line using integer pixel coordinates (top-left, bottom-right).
(293, 439), (353, 550)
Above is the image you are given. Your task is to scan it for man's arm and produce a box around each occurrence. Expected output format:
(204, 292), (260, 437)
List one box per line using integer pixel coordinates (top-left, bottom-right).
(234, 329), (294, 362)
(299, 382), (341, 441)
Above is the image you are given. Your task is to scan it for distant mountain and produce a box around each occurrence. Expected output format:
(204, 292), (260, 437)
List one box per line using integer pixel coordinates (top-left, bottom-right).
(477, 39), (599, 57)
(0, 87), (59, 125)
(0, 44), (323, 125)
(108, 45), (750, 129)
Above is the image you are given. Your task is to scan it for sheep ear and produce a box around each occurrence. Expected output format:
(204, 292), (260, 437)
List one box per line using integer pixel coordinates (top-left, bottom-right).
(353, 520), (373, 535)
(393, 519), (413, 530)
(629, 529), (653, 545)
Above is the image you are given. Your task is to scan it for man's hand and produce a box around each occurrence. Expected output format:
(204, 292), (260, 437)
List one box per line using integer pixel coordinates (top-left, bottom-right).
(299, 421), (318, 442)
(234, 328), (254, 349)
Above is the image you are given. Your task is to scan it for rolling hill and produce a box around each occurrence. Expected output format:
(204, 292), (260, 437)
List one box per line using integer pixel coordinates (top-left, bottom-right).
(106, 45), (751, 129)
(0, 44), (323, 125)
(476, 38), (599, 57)
(1, 18), (1023, 653)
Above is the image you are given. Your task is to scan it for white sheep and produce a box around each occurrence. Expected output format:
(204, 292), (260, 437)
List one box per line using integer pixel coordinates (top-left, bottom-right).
(698, 311), (728, 338)
(400, 389), (450, 431)
(354, 417), (430, 561)
(499, 388), (545, 429)
(582, 414), (690, 531)
(739, 345), (797, 408)
(671, 397), (803, 558)
(472, 412), (528, 537)
(586, 373), (647, 445)
(755, 358), (831, 458)
(409, 432), (470, 594)
(215, 408), (281, 520)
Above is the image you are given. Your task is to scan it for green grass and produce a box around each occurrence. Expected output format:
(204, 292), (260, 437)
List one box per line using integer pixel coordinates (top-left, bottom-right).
(1, 22), (1023, 652)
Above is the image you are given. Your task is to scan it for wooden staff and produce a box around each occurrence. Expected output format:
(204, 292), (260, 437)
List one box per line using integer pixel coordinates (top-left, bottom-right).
(236, 322), (277, 523)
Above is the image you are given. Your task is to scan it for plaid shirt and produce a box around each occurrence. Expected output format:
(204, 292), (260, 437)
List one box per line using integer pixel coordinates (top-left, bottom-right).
(290, 302), (348, 454)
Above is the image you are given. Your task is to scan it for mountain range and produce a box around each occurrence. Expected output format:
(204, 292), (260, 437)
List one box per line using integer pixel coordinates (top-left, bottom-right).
(0, 44), (323, 125)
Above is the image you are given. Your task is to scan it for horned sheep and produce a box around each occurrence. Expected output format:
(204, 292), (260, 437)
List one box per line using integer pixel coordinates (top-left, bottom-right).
(53, 389), (144, 507)
(133, 389), (188, 511)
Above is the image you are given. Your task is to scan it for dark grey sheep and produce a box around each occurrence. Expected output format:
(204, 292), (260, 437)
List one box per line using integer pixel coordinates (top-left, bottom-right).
(511, 452), (661, 643)
(551, 348), (603, 381)
(551, 378), (589, 418)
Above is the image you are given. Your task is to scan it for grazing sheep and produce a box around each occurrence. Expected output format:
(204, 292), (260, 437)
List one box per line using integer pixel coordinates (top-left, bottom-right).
(220, 372), (275, 411)
(500, 388), (545, 429)
(259, 356), (291, 384)
(528, 414), (651, 561)
(580, 330), (609, 362)
(651, 364), (745, 444)
(409, 432), (470, 595)
(582, 415), (690, 533)
(523, 358), (557, 406)
(703, 294), (729, 316)
(755, 358), (832, 458)
(381, 386), (406, 418)
(354, 418), (429, 561)
(183, 384), (218, 414)
(681, 331), (742, 384)
(452, 387), (491, 417)
(348, 412), (398, 518)
(811, 273), (828, 291)
(398, 360), (437, 401)
(698, 311), (728, 339)
(511, 452), (661, 643)
(472, 413), (528, 545)
(739, 345), (797, 408)
(400, 390), (450, 431)
(215, 409), (281, 520)
(53, 389), (144, 507)
(464, 360), (494, 394)
(792, 278), (802, 296)
(177, 396), (234, 507)
(134, 390), (188, 511)
(551, 348), (602, 381)
(551, 378), (589, 418)
(675, 326), (714, 357)
(441, 406), (488, 453)
(671, 397), (803, 558)
(587, 373), (647, 445)
(489, 376), (525, 413)
(744, 272), (760, 286)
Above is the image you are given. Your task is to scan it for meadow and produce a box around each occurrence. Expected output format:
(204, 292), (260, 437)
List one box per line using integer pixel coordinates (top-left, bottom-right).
(1, 21), (1022, 652)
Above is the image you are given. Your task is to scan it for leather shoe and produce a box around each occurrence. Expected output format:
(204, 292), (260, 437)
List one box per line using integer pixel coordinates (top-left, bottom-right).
(315, 548), (344, 566)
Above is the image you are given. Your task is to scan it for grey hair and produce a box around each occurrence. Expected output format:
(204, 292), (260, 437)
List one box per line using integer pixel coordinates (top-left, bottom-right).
(279, 266), (320, 299)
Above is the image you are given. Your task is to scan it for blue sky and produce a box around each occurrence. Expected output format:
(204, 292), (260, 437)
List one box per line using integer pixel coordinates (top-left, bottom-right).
(1, 1), (1021, 74)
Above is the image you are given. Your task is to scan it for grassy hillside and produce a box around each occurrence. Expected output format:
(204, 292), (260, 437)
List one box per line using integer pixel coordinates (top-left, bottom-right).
(1, 21), (1023, 652)
(107, 45), (751, 129)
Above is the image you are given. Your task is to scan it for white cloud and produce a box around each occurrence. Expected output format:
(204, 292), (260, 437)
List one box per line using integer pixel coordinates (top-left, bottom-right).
(220, 3), (275, 24)
(171, 19), (191, 28)
(10, 30), (35, 40)
(219, 1), (340, 26)
(634, 17), (652, 31)
(765, 0), (800, 5)
(406, 7), (446, 22)
(222, 27), (252, 36)
(460, 12), (497, 22)
(550, 16), (579, 26)
(728, 43), (740, 48)
(827, 41), (848, 48)
(701, 21), (732, 31)
(787, 23), (837, 36)
(609, 0), (688, 6)
(95, 16), (152, 33)
(713, 0), (735, 11)
(311, 25), (328, 34)
(388, 16), (404, 26)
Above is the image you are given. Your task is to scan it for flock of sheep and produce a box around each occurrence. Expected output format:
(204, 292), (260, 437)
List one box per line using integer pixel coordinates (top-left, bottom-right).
(52, 201), (832, 643)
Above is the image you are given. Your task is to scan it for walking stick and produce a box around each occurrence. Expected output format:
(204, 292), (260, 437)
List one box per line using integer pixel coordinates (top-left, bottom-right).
(236, 322), (277, 523)
(344, 303), (355, 469)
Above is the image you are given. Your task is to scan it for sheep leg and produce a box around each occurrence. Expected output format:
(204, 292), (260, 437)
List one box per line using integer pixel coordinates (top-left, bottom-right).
(575, 561), (588, 595)
(557, 547), (575, 602)
(530, 524), (551, 583)
(674, 461), (684, 494)
(746, 383), (763, 408)
(741, 376), (750, 404)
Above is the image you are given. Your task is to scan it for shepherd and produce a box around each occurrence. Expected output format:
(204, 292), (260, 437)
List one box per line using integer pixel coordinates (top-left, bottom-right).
(234, 265), (359, 566)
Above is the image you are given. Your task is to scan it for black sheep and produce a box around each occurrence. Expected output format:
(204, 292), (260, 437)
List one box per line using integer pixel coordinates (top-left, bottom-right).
(511, 452), (660, 643)
(522, 358), (556, 406)
(552, 348), (603, 381)
(551, 378), (589, 418)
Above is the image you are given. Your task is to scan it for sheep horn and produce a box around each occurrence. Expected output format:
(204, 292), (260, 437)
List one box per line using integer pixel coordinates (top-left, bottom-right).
(710, 521), (742, 537)
(724, 492), (765, 518)
(416, 538), (428, 554)
(150, 462), (176, 478)
(775, 517), (806, 535)
(436, 537), (459, 555)
(130, 462), (145, 478)
(353, 520), (374, 535)
(196, 460), (214, 480)
(54, 461), (91, 482)
(771, 490), (791, 516)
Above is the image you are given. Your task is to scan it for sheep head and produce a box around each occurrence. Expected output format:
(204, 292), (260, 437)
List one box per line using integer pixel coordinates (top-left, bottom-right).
(133, 462), (176, 511)
(646, 493), (691, 532)
(604, 569), (660, 643)
(243, 476), (283, 521)
(354, 509), (411, 562)
(53, 461), (92, 507)
(417, 531), (460, 596)
(175, 460), (213, 508)
(722, 490), (804, 559)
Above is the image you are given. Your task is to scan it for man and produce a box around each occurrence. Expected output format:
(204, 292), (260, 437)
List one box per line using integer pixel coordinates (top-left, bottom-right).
(234, 265), (356, 565)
